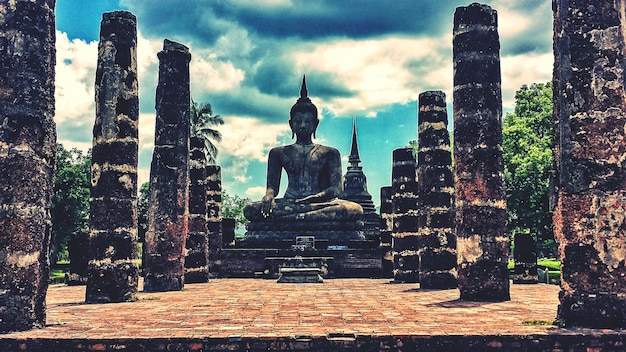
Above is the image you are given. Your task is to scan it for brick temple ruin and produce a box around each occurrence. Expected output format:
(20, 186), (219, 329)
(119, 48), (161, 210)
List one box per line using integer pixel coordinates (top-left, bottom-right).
(1, 0), (626, 335)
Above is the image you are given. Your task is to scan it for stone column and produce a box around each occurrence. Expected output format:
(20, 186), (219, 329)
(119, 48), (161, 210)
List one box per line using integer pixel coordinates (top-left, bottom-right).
(553, 0), (626, 327)
(143, 40), (191, 292)
(0, 0), (56, 332)
(206, 165), (222, 278)
(391, 147), (420, 283)
(86, 10), (139, 303)
(453, 3), (509, 301)
(66, 230), (88, 285)
(184, 137), (209, 283)
(513, 234), (538, 284)
(417, 91), (457, 289)
(222, 218), (236, 247)
(380, 186), (394, 278)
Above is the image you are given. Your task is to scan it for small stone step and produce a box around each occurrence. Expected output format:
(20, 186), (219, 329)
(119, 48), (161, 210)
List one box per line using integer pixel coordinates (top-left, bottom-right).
(277, 268), (324, 283)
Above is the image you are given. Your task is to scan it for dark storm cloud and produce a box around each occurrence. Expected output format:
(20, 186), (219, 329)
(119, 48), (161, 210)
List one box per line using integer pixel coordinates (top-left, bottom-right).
(123, 1), (459, 45)
(497, 0), (553, 56)
(252, 59), (354, 100)
(232, 1), (458, 39)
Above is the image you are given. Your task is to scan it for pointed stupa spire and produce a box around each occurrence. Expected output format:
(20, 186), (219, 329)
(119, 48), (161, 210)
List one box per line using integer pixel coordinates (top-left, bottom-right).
(348, 116), (361, 166)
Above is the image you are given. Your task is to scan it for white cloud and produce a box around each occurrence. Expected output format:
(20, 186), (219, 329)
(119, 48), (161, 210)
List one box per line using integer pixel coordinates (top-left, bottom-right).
(217, 116), (288, 162)
(501, 52), (553, 109)
(138, 112), (156, 152)
(190, 53), (245, 93)
(293, 36), (451, 116)
(495, 6), (533, 39)
(55, 31), (97, 128)
(245, 186), (266, 198)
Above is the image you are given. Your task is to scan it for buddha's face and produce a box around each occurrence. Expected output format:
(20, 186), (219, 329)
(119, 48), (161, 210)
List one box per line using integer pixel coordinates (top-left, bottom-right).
(290, 111), (318, 138)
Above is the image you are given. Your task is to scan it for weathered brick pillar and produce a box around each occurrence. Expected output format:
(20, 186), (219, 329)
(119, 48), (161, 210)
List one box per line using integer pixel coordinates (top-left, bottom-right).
(391, 147), (420, 283)
(222, 218), (236, 247)
(86, 10), (139, 303)
(453, 3), (509, 301)
(417, 91), (457, 289)
(380, 186), (394, 278)
(143, 39), (191, 292)
(67, 230), (89, 285)
(513, 234), (538, 284)
(206, 165), (222, 278)
(184, 137), (209, 283)
(553, 0), (626, 327)
(0, 0), (56, 332)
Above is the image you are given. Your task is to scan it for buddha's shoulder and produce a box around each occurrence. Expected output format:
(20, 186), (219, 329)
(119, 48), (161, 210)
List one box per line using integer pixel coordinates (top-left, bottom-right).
(314, 144), (340, 154)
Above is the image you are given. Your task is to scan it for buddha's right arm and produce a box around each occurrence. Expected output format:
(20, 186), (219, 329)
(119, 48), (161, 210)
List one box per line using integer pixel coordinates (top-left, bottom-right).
(265, 148), (282, 196)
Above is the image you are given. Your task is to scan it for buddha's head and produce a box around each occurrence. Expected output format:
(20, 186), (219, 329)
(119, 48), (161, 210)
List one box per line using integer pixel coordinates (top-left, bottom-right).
(289, 76), (319, 139)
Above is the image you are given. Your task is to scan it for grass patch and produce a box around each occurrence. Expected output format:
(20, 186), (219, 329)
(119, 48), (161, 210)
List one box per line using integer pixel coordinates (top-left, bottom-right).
(522, 320), (553, 326)
(538, 258), (560, 270)
(140, 296), (160, 301)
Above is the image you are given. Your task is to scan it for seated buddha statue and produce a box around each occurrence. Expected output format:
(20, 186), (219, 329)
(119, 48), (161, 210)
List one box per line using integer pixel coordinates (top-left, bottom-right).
(243, 76), (363, 226)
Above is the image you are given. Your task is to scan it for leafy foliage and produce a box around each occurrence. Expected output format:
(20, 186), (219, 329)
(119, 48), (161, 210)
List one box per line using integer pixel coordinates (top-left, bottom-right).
(191, 99), (224, 165)
(222, 190), (250, 234)
(137, 182), (150, 243)
(502, 82), (555, 256)
(51, 144), (90, 263)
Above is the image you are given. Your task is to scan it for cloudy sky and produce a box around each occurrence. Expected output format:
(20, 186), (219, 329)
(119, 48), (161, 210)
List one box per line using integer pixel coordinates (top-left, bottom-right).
(55, 0), (553, 206)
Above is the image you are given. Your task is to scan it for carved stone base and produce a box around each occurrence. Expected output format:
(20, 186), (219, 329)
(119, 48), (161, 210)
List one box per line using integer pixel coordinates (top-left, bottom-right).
(277, 268), (324, 283)
(239, 229), (365, 249)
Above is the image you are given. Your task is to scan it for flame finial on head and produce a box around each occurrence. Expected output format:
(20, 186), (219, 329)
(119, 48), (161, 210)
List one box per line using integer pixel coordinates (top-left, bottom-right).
(290, 75), (317, 119)
(300, 75), (308, 98)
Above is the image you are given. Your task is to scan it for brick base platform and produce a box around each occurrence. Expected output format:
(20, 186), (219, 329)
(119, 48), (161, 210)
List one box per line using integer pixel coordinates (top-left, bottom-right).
(1, 279), (624, 351)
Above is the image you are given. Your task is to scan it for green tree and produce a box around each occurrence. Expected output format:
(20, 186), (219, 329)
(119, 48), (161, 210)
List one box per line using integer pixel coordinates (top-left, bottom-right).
(222, 190), (250, 235)
(137, 181), (150, 244)
(502, 82), (555, 256)
(51, 144), (91, 264)
(191, 99), (224, 165)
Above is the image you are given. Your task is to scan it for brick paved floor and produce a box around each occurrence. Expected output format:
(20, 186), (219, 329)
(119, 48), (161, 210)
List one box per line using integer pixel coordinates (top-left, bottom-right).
(2, 279), (621, 340)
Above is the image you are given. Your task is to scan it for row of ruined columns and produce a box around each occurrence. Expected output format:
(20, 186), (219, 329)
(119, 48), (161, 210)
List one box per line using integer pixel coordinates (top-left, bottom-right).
(0, 0), (625, 332)
(88, 14), (224, 301)
(383, 1), (626, 328)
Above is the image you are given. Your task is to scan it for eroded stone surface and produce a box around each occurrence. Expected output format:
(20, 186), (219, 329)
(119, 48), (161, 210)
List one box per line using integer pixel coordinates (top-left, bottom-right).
(206, 165), (222, 278)
(143, 39), (191, 292)
(391, 147), (420, 283)
(453, 3), (509, 301)
(553, 0), (626, 327)
(0, 0), (56, 332)
(86, 10), (139, 304)
(513, 233), (538, 284)
(417, 91), (457, 289)
(184, 137), (209, 284)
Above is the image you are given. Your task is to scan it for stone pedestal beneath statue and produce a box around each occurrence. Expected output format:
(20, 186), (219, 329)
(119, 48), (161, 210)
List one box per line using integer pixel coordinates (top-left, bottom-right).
(239, 220), (366, 249)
